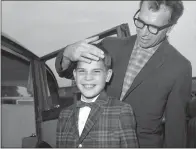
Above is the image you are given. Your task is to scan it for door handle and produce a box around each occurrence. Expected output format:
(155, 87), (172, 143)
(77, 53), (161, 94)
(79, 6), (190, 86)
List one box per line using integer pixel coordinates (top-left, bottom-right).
(30, 133), (36, 137)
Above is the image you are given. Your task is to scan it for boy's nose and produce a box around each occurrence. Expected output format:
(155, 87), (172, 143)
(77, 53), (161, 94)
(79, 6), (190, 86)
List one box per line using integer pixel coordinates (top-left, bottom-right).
(85, 72), (93, 80)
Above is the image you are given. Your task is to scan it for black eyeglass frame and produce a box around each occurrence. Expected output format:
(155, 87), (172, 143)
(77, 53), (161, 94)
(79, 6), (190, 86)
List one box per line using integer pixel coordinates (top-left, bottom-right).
(133, 9), (175, 35)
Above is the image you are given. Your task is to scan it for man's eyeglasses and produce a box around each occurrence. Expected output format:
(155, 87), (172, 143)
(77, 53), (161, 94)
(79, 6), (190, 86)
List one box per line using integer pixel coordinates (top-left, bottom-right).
(133, 9), (175, 35)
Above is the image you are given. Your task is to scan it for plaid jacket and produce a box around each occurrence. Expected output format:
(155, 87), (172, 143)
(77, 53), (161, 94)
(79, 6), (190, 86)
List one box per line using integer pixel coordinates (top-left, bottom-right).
(56, 91), (138, 148)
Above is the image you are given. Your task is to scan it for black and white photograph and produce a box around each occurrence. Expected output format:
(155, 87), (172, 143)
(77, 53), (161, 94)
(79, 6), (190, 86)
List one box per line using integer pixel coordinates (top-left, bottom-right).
(1, 1), (196, 148)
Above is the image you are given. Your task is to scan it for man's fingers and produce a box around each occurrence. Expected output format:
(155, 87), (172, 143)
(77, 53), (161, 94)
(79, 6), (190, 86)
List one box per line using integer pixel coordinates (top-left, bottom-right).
(84, 36), (99, 43)
(79, 57), (92, 64)
(88, 48), (104, 59)
(82, 43), (104, 58)
(81, 52), (100, 61)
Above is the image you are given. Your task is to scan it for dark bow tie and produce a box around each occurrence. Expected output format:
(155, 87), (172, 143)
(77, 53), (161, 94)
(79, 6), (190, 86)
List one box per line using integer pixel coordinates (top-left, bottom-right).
(76, 100), (94, 108)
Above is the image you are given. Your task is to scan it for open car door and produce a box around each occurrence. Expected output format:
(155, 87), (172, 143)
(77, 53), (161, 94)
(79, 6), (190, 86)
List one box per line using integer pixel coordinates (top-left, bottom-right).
(37, 23), (131, 147)
(1, 33), (49, 148)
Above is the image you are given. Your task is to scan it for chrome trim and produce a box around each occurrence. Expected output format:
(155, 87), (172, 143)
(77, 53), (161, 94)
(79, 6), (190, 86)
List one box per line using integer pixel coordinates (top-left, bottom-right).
(2, 45), (30, 62)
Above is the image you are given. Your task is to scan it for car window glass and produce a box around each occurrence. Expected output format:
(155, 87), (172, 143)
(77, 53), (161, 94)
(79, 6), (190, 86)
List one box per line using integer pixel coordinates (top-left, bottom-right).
(1, 50), (33, 102)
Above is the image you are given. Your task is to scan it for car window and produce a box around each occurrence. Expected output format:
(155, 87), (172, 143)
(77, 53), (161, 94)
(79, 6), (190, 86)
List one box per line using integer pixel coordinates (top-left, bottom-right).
(1, 49), (36, 148)
(2, 51), (33, 99)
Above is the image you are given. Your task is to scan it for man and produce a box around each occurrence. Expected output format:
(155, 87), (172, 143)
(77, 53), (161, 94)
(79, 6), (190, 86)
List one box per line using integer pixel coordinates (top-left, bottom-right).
(55, 0), (192, 147)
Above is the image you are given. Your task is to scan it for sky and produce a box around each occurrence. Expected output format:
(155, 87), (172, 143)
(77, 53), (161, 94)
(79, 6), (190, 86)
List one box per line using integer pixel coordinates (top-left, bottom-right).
(2, 1), (196, 86)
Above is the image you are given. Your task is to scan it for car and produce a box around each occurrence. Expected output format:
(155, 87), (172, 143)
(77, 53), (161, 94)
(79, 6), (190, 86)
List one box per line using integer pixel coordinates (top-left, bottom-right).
(1, 23), (131, 148)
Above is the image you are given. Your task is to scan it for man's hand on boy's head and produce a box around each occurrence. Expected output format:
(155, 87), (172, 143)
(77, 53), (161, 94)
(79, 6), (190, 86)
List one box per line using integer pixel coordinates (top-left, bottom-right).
(63, 36), (105, 64)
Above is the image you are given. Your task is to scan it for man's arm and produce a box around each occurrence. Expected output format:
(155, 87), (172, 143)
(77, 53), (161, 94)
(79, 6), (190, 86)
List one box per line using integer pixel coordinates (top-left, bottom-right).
(119, 104), (139, 148)
(55, 48), (76, 79)
(164, 62), (192, 147)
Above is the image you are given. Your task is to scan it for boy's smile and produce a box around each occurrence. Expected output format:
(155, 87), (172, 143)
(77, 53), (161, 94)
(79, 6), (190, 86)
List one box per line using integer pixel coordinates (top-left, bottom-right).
(73, 60), (112, 101)
(82, 84), (96, 89)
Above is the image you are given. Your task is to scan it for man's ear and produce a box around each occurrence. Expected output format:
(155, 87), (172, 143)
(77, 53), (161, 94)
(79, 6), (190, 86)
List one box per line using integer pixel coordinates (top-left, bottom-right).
(166, 25), (174, 36)
(106, 69), (113, 83)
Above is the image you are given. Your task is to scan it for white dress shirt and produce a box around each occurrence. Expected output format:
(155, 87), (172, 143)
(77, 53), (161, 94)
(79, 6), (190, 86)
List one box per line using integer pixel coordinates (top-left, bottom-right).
(78, 95), (99, 136)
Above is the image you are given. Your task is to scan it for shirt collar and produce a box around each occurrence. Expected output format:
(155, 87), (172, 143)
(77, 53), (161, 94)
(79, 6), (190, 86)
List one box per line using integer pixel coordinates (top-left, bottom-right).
(81, 94), (99, 103)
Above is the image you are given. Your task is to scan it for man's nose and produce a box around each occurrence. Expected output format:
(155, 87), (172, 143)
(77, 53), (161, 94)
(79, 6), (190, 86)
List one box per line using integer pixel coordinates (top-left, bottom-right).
(140, 25), (150, 36)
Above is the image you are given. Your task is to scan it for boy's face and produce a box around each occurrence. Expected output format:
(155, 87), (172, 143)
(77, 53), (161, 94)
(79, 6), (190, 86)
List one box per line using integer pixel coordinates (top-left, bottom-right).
(73, 60), (112, 100)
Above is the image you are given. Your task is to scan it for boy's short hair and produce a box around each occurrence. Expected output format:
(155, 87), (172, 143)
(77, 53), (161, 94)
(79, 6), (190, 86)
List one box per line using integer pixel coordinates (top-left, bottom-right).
(91, 43), (112, 70)
(75, 43), (112, 70)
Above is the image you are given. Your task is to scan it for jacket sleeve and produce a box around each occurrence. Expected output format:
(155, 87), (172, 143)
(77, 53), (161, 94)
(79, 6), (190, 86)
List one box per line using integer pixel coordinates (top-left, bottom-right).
(119, 104), (139, 148)
(164, 62), (192, 147)
(55, 47), (77, 79)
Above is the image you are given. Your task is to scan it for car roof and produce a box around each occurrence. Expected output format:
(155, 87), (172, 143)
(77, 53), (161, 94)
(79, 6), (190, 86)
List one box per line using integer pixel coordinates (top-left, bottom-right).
(2, 32), (29, 49)
(1, 32), (39, 59)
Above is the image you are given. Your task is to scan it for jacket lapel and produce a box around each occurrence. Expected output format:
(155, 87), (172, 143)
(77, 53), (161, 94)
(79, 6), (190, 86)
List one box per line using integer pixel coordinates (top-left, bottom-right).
(67, 92), (81, 140)
(122, 39), (170, 100)
(78, 91), (108, 144)
(108, 35), (137, 98)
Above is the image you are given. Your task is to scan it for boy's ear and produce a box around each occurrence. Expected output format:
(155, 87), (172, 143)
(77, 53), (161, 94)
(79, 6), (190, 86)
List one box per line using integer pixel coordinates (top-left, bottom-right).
(106, 69), (113, 83)
(73, 69), (76, 80)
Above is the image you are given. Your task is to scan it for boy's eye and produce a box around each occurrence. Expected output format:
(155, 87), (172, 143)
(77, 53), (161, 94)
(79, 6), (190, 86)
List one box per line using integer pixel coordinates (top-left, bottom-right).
(77, 69), (85, 73)
(93, 70), (101, 73)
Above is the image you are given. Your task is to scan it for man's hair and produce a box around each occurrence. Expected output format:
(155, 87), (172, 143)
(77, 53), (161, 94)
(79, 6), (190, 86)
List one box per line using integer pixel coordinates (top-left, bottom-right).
(91, 43), (112, 70)
(140, 0), (184, 24)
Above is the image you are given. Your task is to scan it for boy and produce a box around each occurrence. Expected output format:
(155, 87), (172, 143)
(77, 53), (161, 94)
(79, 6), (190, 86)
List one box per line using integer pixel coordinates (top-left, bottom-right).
(56, 44), (138, 148)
